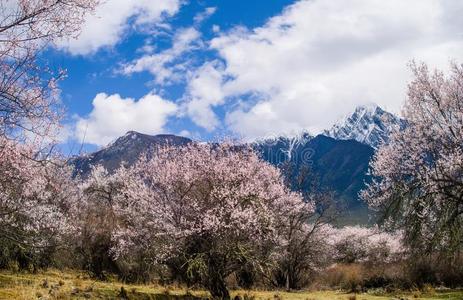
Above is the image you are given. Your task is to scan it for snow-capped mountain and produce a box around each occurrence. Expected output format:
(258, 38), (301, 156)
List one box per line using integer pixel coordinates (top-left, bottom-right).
(254, 130), (313, 161)
(71, 105), (402, 213)
(324, 104), (406, 149)
(254, 133), (374, 208)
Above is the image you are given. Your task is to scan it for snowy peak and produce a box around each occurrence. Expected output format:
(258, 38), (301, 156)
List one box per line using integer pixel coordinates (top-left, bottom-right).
(325, 104), (406, 149)
(255, 131), (312, 160)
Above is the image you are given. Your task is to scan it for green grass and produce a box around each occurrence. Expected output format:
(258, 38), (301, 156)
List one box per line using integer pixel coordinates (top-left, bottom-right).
(0, 269), (462, 300)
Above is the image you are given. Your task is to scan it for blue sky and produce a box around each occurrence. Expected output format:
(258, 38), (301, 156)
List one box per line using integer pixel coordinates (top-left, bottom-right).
(47, 0), (463, 153)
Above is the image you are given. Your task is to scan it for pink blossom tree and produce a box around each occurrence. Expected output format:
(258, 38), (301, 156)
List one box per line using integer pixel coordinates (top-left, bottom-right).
(272, 161), (342, 290)
(73, 165), (129, 278)
(111, 143), (309, 299)
(0, 136), (77, 267)
(325, 225), (404, 264)
(362, 62), (463, 255)
(271, 208), (331, 290)
(0, 0), (98, 139)
(0, 0), (98, 267)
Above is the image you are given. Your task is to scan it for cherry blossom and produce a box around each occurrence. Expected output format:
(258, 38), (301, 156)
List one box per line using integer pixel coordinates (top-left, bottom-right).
(325, 225), (404, 264)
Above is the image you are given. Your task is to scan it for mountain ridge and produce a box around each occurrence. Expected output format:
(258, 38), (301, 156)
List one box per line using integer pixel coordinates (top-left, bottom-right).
(71, 131), (374, 210)
(70, 105), (401, 213)
(71, 131), (192, 176)
(324, 104), (406, 149)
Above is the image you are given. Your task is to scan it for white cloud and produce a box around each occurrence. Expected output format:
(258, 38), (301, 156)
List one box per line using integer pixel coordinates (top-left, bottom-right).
(75, 93), (177, 146)
(120, 6), (217, 84)
(183, 0), (463, 139)
(58, 0), (180, 55)
(184, 61), (225, 131)
(212, 25), (220, 33)
(178, 129), (191, 137)
(121, 27), (202, 84)
(194, 7), (217, 24)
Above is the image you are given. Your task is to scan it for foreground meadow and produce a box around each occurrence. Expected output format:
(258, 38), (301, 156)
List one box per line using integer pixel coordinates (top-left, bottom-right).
(0, 270), (461, 300)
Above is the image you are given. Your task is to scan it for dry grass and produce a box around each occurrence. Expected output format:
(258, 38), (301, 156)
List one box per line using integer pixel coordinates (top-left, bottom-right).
(0, 269), (461, 300)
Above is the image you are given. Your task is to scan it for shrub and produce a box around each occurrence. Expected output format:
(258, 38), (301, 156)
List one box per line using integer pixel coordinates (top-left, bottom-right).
(314, 262), (408, 292)
(406, 254), (463, 287)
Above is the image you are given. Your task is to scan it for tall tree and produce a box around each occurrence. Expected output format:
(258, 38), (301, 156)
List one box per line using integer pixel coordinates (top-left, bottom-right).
(74, 166), (126, 279)
(111, 143), (312, 299)
(273, 161), (338, 290)
(0, 0), (98, 266)
(0, 0), (98, 139)
(363, 62), (463, 255)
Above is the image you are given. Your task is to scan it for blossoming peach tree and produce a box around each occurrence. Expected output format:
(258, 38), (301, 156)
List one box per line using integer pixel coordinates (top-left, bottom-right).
(0, 0), (99, 139)
(363, 62), (463, 256)
(108, 143), (312, 299)
(0, 0), (98, 267)
(326, 225), (404, 264)
(0, 137), (77, 267)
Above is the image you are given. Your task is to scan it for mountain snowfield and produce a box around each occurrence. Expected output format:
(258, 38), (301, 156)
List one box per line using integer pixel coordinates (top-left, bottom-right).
(254, 103), (405, 150)
(325, 104), (406, 149)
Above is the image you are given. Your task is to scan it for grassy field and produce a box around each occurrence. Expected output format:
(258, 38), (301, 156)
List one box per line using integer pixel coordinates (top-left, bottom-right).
(0, 269), (462, 300)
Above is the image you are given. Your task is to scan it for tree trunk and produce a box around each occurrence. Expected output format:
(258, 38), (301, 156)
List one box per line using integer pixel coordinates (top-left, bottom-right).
(207, 259), (230, 300)
(285, 272), (290, 291)
(208, 274), (230, 300)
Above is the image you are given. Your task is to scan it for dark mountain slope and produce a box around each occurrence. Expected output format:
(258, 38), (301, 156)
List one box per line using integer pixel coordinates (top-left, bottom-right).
(71, 131), (191, 176)
(255, 134), (374, 207)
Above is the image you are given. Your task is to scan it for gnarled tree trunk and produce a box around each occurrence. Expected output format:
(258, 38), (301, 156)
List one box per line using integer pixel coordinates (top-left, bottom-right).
(207, 258), (230, 300)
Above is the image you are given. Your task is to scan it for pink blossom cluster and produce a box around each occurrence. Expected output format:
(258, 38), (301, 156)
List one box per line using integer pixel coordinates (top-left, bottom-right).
(0, 0), (99, 55)
(124, 143), (306, 257)
(0, 137), (77, 248)
(324, 225), (405, 263)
